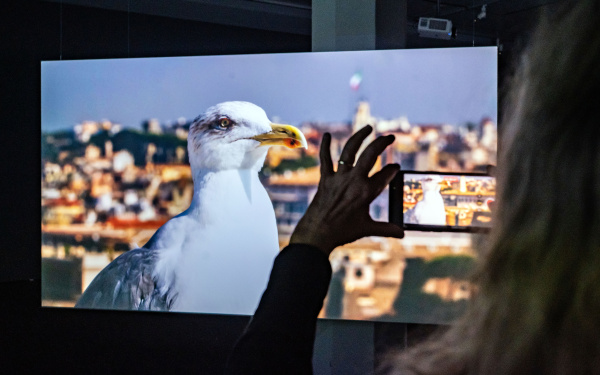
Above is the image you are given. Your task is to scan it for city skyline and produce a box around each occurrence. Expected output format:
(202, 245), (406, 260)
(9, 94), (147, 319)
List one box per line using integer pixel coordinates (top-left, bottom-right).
(42, 47), (497, 131)
(41, 85), (496, 322)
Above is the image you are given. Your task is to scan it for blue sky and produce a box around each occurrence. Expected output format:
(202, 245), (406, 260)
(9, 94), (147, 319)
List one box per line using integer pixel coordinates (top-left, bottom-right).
(41, 47), (497, 131)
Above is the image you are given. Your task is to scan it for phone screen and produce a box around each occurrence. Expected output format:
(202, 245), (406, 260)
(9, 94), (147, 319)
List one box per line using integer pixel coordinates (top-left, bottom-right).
(389, 171), (495, 232)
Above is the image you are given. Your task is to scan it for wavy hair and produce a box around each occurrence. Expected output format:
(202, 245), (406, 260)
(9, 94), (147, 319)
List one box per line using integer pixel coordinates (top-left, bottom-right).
(383, 1), (600, 373)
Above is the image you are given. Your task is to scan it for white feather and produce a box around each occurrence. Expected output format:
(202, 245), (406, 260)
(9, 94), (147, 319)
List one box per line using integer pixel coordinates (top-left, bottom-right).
(150, 102), (279, 315)
(414, 176), (447, 225)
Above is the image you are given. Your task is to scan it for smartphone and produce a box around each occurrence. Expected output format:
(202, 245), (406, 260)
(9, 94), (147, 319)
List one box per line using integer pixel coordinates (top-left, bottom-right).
(389, 171), (496, 232)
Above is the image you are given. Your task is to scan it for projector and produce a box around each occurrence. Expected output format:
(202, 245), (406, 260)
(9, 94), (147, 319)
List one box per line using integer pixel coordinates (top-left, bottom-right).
(418, 17), (453, 40)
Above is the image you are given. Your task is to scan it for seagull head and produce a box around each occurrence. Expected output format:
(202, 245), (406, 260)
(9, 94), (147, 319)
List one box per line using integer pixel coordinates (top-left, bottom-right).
(188, 101), (307, 171)
(421, 175), (443, 193)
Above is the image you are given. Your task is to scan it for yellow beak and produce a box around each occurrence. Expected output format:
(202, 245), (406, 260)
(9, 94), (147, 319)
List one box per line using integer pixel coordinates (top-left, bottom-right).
(251, 123), (308, 149)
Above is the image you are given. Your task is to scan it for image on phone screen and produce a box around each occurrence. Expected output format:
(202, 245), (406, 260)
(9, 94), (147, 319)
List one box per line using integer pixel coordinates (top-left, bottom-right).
(391, 171), (495, 232)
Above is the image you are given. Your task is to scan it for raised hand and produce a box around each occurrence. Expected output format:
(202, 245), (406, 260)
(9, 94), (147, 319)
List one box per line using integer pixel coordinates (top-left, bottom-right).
(289, 125), (404, 256)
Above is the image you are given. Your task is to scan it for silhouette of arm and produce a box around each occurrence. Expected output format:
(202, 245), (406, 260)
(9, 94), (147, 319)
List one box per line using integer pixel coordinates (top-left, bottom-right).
(226, 244), (332, 374)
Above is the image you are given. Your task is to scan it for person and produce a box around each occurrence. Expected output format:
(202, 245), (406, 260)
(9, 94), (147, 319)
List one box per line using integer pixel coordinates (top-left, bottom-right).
(226, 0), (600, 373)
(225, 127), (404, 374)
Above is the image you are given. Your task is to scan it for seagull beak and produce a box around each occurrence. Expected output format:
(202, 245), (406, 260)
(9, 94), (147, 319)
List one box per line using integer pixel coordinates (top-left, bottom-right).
(251, 123), (308, 149)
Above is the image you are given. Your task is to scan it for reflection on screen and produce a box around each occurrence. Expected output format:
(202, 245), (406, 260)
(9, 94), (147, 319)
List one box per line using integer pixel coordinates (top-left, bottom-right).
(403, 174), (495, 228)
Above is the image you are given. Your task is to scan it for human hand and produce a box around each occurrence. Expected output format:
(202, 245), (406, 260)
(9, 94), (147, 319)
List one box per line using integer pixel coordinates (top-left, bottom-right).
(289, 125), (404, 256)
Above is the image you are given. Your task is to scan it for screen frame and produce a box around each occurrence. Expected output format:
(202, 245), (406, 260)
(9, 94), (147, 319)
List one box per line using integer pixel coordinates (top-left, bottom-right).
(41, 46), (498, 323)
(389, 170), (494, 233)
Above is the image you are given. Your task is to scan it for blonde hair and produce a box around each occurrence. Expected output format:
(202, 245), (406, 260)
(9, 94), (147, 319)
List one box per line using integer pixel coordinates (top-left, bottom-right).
(384, 1), (600, 373)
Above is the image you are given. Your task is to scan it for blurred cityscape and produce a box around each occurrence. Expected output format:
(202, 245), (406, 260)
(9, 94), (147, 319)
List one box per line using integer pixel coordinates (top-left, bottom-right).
(41, 101), (496, 323)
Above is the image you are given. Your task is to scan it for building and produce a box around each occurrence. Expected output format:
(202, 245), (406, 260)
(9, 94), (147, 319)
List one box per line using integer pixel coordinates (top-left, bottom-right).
(266, 166), (320, 235)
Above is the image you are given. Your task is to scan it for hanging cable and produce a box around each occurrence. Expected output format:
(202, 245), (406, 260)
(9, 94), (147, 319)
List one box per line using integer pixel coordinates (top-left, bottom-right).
(472, 0), (475, 46)
(59, 0), (63, 60)
(127, 0), (130, 58)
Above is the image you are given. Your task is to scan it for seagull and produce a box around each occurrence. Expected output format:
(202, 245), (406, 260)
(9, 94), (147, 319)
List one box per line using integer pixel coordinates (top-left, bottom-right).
(411, 175), (447, 225)
(75, 101), (307, 314)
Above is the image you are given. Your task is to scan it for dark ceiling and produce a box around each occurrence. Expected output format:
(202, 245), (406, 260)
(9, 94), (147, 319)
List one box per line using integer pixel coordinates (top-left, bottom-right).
(43, 0), (564, 50)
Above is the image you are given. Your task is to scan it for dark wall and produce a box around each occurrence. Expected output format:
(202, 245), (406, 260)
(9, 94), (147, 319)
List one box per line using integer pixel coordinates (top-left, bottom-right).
(1, 1), (310, 373)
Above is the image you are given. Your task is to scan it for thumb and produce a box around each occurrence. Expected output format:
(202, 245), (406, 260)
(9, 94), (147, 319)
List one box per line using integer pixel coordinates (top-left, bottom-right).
(365, 221), (405, 239)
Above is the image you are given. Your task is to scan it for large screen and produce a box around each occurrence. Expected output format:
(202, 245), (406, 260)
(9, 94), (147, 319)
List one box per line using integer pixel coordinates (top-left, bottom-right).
(41, 47), (497, 324)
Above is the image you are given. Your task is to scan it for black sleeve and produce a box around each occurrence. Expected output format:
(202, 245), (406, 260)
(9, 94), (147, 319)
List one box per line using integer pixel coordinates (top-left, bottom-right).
(225, 244), (332, 375)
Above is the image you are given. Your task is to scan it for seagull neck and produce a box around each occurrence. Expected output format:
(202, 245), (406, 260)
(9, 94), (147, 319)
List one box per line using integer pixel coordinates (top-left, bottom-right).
(192, 168), (259, 184)
(188, 168), (261, 214)
(423, 189), (441, 197)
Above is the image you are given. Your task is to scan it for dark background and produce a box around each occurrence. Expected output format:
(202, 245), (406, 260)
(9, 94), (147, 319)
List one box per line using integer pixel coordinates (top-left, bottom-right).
(1, 0), (560, 373)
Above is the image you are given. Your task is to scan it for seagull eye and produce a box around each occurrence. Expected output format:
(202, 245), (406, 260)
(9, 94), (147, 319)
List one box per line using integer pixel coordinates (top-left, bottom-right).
(217, 117), (232, 129)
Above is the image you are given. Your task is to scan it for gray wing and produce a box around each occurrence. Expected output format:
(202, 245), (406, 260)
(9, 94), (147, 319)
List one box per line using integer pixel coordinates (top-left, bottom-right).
(75, 248), (177, 311)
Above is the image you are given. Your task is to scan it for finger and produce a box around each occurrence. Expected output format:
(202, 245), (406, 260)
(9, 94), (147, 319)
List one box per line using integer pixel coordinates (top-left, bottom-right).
(364, 221), (405, 239)
(319, 133), (334, 177)
(368, 163), (400, 200)
(338, 125), (372, 170)
(354, 135), (395, 176)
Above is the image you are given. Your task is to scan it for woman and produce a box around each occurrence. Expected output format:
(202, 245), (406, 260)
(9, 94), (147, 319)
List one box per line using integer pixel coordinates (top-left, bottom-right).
(227, 0), (600, 373)
(386, 1), (600, 373)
